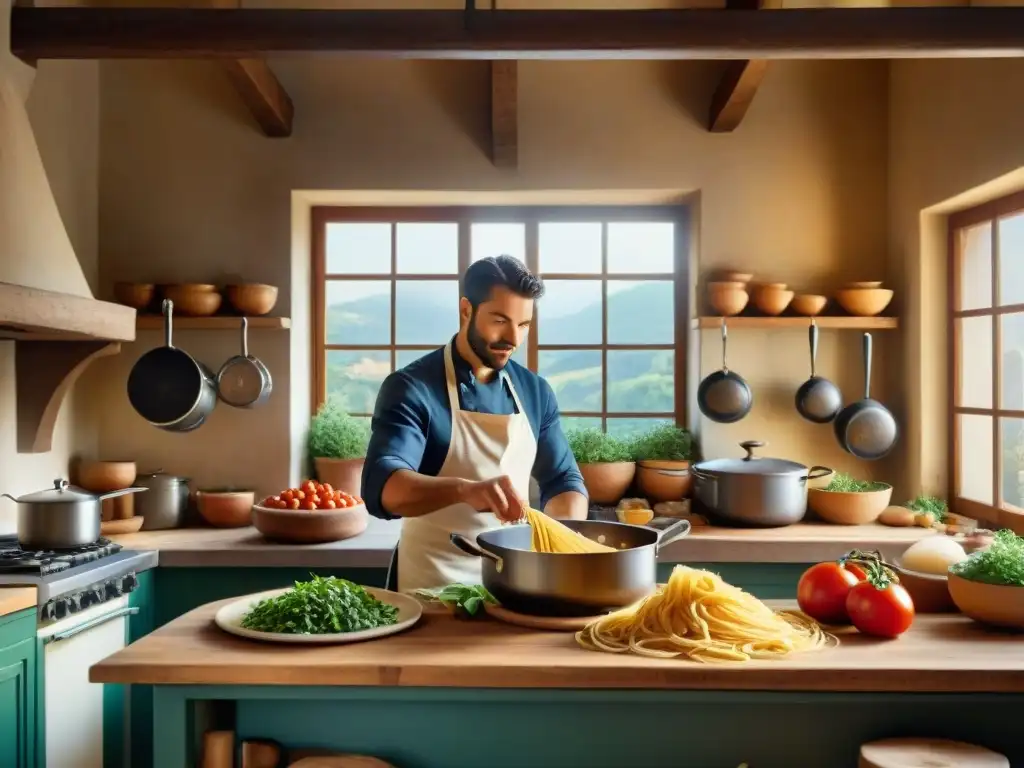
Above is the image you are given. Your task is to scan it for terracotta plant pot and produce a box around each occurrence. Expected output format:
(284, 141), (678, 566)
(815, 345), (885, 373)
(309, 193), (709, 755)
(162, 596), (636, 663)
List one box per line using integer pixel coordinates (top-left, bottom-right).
(807, 483), (893, 525)
(948, 573), (1024, 630)
(578, 462), (636, 505)
(636, 460), (692, 502)
(314, 457), (364, 496)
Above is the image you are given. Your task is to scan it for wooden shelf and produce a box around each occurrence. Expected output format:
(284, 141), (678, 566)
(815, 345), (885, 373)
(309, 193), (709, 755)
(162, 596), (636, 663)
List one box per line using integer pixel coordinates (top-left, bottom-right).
(136, 315), (291, 331)
(0, 282), (136, 341)
(695, 315), (898, 330)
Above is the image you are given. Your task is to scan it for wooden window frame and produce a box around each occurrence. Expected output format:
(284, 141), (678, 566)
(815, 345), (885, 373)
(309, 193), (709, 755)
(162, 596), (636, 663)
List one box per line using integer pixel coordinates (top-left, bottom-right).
(311, 204), (692, 432)
(948, 189), (1024, 531)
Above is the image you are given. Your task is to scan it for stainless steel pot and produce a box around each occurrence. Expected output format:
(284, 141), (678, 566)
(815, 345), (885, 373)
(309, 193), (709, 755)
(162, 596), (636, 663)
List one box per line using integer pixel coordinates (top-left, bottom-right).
(1, 479), (148, 550)
(691, 440), (831, 528)
(450, 518), (691, 617)
(135, 470), (190, 530)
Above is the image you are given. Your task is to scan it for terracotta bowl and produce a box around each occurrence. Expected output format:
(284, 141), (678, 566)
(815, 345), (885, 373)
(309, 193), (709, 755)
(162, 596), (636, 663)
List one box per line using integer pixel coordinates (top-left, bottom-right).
(894, 562), (956, 613)
(196, 489), (255, 528)
(252, 504), (369, 544)
(75, 460), (137, 493)
(807, 484), (893, 525)
(948, 573), (1024, 630)
(636, 460), (692, 502)
(752, 285), (794, 316)
(834, 288), (894, 317)
(790, 294), (828, 316)
(113, 282), (155, 310)
(164, 284), (223, 316)
(579, 462), (636, 505)
(718, 271), (753, 284)
(226, 283), (279, 316)
(708, 286), (749, 316)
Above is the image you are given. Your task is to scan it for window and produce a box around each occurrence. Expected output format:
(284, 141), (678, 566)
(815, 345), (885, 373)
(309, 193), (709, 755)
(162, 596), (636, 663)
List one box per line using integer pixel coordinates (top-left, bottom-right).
(948, 191), (1024, 528)
(312, 205), (690, 437)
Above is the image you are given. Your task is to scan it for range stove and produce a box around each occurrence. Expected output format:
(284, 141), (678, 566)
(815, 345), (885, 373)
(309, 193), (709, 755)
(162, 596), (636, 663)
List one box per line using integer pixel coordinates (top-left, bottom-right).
(0, 535), (157, 622)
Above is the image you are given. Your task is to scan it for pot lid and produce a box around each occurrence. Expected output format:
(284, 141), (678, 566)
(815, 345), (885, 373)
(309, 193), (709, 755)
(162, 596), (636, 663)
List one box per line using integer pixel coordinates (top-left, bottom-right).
(694, 441), (808, 476)
(11, 478), (98, 503)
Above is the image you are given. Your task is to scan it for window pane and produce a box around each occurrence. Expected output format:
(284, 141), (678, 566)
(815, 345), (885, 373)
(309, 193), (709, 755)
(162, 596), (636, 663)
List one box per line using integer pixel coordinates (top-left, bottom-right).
(1000, 312), (1024, 410)
(396, 280), (459, 345)
(538, 280), (602, 344)
(999, 212), (1024, 306)
(607, 222), (674, 274)
(326, 223), (391, 274)
(396, 349), (432, 370)
(1001, 417), (1024, 510)
(607, 417), (672, 439)
(562, 416), (602, 433)
(325, 280), (390, 345)
(325, 350), (391, 415)
(397, 222), (457, 274)
(958, 413), (993, 505)
(538, 222), (601, 274)
(607, 280), (673, 344)
(607, 350), (674, 413)
(957, 316), (992, 408)
(471, 223), (525, 263)
(959, 222), (992, 311)
(539, 350), (602, 412)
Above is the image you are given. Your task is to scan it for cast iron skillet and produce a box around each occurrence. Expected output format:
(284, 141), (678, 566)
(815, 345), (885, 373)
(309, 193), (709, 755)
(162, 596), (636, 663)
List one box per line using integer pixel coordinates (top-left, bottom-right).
(833, 332), (898, 460)
(697, 320), (752, 423)
(795, 322), (843, 424)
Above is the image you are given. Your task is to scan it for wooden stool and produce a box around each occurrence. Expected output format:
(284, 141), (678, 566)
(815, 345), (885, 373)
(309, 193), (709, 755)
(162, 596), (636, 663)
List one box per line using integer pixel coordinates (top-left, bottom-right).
(859, 738), (1010, 768)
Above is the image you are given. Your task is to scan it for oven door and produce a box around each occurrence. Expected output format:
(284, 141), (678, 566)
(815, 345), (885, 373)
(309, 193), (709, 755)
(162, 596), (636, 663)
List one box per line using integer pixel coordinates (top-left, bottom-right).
(38, 595), (137, 768)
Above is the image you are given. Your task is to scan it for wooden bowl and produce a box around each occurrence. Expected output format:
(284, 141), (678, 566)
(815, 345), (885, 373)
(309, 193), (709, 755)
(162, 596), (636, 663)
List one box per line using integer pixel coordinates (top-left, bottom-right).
(226, 283), (279, 316)
(636, 460), (692, 502)
(948, 573), (1024, 630)
(708, 286), (749, 316)
(807, 484), (893, 525)
(752, 285), (794, 316)
(113, 282), (155, 310)
(252, 504), (369, 544)
(578, 462), (636, 505)
(894, 563), (956, 613)
(196, 489), (255, 528)
(75, 460), (137, 493)
(164, 284), (223, 316)
(834, 288), (894, 317)
(790, 294), (828, 316)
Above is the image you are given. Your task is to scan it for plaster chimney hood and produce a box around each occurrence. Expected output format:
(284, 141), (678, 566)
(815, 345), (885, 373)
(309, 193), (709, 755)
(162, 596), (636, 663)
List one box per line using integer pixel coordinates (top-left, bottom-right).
(0, 66), (136, 453)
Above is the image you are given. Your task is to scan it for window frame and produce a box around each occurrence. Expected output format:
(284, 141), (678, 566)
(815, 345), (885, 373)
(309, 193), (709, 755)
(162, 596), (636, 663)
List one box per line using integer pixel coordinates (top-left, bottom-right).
(948, 189), (1024, 530)
(310, 204), (691, 432)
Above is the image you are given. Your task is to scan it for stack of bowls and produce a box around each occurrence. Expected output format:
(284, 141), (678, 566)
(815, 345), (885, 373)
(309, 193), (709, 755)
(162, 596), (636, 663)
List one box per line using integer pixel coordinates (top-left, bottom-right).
(834, 281), (894, 317)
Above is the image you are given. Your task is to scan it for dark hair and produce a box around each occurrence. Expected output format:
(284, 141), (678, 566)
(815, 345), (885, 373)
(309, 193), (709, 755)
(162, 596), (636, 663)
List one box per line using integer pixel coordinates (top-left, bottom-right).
(461, 254), (545, 308)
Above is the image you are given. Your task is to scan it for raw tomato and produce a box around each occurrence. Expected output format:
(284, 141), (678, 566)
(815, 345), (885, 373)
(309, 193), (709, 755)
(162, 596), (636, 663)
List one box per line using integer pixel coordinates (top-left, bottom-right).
(796, 561), (866, 625)
(846, 578), (915, 638)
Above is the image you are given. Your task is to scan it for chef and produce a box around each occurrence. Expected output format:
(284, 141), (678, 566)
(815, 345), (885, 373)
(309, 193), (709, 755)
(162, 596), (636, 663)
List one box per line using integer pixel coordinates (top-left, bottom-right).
(362, 254), (589, 592)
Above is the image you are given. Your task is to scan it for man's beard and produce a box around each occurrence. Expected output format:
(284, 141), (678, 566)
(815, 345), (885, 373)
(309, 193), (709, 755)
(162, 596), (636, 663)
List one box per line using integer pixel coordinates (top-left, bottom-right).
(467, 309), (515, 371)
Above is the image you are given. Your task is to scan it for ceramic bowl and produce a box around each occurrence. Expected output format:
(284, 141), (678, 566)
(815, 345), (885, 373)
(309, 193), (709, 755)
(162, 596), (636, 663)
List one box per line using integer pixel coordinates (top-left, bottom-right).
(252, 503), (369, 544)
(894, 563), (956, 613)
(790, 294), (828, 316)
(752, 285), (794, 316)
(834, 288), (894, 317)
(807, 484), (893, 525)
(196, 489), (255, 528)
(948, 573), (1024, 630)
(226, 283), (279, 316)
(708, 286), (749, 316)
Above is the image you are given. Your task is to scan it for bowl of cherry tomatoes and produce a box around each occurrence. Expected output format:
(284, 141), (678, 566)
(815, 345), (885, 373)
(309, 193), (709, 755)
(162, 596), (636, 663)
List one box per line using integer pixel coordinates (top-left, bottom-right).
(252, 480), (368, 544)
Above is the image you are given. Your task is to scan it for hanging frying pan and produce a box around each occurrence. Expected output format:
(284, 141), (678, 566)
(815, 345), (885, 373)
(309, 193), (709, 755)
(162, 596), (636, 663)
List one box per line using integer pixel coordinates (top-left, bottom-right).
(795, 321), (843, 424)
(833, 332), (898, 460)
(697, 320), (752, 424)
(216, 317), (273, 408)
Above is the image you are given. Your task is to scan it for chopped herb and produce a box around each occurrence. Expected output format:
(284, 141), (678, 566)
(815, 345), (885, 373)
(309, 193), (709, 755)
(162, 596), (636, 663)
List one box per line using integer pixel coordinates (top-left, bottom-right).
(412, 583), (498, 617)
(823, 472), (889, 493)
(949, 529), (1024, 587)
(906, 494), (947, 522)
(240, 574), (399, 634)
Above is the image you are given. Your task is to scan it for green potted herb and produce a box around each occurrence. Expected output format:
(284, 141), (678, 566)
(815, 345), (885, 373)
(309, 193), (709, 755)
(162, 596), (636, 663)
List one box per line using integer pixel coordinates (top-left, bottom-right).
(631, 423), (695, 502)
(948, 529), (1024, 629)
(565, 428), (635, 505)
(307, 397), (371, 495)
(807, 471), (893, 525)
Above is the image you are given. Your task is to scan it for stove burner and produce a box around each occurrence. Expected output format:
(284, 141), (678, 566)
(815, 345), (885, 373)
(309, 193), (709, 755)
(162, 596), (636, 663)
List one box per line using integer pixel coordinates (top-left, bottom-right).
(0, 536), (123, 575)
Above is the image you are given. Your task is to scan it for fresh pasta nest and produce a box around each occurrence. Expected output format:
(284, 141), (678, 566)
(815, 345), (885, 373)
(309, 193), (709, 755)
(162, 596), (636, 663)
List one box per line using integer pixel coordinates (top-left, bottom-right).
(576, 565), (837, 663)
(523, 508), (616, 554)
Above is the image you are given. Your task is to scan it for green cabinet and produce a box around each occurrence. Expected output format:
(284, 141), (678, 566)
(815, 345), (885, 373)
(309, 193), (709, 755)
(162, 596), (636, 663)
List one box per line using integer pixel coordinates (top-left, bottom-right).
(0, 609), (37, 768)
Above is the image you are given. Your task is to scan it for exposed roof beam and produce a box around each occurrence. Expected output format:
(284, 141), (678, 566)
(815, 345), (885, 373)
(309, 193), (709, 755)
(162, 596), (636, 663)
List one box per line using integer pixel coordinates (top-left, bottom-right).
(221, 58), (293, 138)
(707, 0), (775, 134)
(10, 7), (1024, 61)
(490, 60), (517, 169)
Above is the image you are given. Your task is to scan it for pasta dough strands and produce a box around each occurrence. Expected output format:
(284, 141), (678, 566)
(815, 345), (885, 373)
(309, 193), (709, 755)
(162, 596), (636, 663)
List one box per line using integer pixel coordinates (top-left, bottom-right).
(522, 508), (616, 554)
(576, 565), (836, 663)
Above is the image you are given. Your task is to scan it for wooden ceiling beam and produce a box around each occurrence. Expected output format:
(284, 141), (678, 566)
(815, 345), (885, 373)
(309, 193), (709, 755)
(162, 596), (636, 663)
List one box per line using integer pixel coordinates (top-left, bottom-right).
(707, 0), (775, 134)
(490, 60), (517, 169)
(221, 58), (293, 138)
(10, 7), (1024, 61)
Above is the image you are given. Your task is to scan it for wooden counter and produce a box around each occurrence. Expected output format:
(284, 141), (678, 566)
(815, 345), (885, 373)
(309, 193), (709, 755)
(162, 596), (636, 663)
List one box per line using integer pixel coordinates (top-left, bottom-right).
(0, 587), (35, 618)
(90, 597), (1021, 693)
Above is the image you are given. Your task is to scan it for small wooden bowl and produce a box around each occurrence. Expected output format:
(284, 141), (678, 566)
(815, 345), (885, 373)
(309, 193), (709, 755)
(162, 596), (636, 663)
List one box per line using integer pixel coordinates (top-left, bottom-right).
(834, 288), (894, 317)
(752, 286), (794, 316)
(808, 484), (893, 525)
(252, 504), (369, 544)
(226, 283), (279, 316)
(75, 460), (137, 493)
(708, 286), (749, 316)
(790, 294), (828, 316)
(113, 282), (155, 310)
(164, 284), (223, 316)
(893, 563), (956, 613)
(948, 573), (1024, 630)
(196, 489), (255, 528)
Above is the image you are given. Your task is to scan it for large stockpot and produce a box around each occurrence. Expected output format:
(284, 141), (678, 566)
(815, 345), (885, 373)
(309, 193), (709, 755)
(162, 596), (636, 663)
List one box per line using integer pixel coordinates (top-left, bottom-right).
(135, 471), (190, 530)
(450, 518), (691, 617)
(691, 441), (831, 528)
(2, 479), (148, 550)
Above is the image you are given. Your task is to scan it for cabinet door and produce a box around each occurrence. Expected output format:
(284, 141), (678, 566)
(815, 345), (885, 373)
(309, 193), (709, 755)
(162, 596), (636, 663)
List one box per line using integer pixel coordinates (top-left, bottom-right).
(0, 635), (37, 768)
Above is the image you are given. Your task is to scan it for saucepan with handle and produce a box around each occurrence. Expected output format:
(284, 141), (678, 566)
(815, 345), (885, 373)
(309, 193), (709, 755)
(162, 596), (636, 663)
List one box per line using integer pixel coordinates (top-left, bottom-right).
(450, 518), (691, 617)
(216, 317), (272, 408)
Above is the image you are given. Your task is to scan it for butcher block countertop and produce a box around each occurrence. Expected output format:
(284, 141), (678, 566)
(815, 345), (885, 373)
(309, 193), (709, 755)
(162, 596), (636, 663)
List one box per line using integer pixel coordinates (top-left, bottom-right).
(0, 587), (36, 618)
(89, 598), (1021, 693)
(108, 519), (933, 568)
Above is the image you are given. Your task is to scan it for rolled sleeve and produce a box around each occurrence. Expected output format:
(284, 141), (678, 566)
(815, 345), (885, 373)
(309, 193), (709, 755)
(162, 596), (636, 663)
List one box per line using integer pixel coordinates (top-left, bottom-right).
(361, 371), (430, 520)
(532, 378), (588, 509)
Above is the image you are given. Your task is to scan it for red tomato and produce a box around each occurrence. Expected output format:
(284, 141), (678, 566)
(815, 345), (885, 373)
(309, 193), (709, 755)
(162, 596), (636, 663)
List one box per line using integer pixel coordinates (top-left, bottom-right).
(797, 562), (865, 625)
(846, 579), (915, 638)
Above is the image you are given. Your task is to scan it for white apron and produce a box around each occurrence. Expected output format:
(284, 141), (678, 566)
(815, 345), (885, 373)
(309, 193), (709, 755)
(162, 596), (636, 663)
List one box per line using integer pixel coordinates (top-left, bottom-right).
(396, 342), (537, 592)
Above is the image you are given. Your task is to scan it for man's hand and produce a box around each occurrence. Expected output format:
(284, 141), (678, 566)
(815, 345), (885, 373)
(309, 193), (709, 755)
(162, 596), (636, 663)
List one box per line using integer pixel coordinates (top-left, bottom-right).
(459, 475), (525, 523)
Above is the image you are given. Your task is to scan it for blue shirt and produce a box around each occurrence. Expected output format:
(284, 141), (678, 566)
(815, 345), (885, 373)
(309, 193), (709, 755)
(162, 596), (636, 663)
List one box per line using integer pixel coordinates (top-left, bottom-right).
(361, 338), (587, 520)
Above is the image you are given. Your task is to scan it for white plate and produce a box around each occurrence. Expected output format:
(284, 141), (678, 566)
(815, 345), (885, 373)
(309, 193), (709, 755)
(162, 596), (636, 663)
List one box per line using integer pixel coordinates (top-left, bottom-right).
(213, 585), (423, 644)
